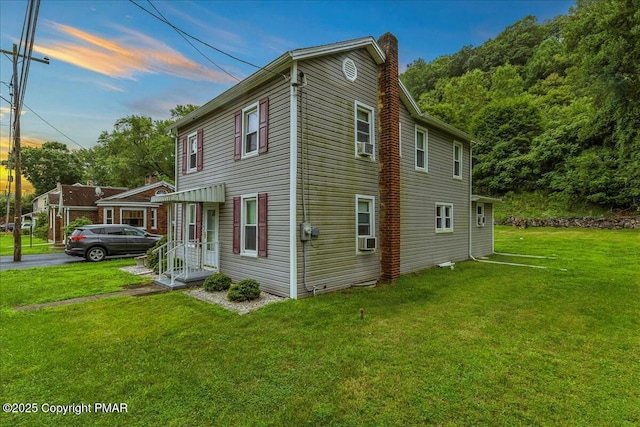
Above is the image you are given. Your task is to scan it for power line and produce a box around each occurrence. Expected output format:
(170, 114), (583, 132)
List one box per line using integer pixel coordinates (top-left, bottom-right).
(145, 0), (239, 82)
(21, 103), (85, 150)
(128, 0), (288, 81)
(0, 92), (84, 150)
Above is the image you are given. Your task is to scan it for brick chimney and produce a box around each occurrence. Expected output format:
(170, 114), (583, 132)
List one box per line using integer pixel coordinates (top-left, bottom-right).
(145, 174), (159, 185)
(377, 32), (401, 282)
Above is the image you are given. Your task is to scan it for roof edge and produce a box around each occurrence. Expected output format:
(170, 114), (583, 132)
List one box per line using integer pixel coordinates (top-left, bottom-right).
(169, 37), (386, 132)
(399, 80), (473, 141)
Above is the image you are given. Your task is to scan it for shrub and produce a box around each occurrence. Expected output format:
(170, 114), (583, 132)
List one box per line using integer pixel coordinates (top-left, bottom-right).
(63, 216), (92, 237)
(227, 279), (261, 302)
(203, 273), (232, 292)
(146, 235), (167, 273)
(33, 212), (48, 240)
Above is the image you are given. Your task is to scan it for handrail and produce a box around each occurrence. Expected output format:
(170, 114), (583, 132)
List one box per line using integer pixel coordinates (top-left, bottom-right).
(156, 240), (211, 287)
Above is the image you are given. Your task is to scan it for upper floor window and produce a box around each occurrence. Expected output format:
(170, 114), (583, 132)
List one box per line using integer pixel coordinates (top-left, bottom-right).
(182, 129), (203, 174)
(354, 101), (375, 159)
(243, 103), (259, 157)
(415, 126), (428, 172)
(188, 132), (198, 170)
(453, 141), (463, 179)
(435, 203), (453, 233)
(235, 98), (269, 160)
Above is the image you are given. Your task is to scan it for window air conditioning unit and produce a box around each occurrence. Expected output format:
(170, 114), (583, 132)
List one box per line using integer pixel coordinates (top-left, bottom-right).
(357, 142), (374, 157)
(358, 236), (377, 251)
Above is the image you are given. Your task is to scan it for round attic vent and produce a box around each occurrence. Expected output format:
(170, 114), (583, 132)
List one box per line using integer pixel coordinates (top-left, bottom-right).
(342, 57), (357, 82)
(155, 189), (167, 196)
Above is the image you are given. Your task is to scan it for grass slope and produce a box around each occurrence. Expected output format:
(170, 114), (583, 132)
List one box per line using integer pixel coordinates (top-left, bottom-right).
(1, 227), (638, 426)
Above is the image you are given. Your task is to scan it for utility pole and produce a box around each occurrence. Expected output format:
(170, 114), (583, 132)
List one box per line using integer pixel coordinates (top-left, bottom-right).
(0, 44), (49, 261)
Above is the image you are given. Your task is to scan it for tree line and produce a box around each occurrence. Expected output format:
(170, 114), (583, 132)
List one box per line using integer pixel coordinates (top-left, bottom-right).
(401, 0), (639, 211)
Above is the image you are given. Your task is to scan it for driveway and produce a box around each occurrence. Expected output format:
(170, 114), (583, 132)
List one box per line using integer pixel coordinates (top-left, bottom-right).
(0, 253), (145, 271)
(0, 253), (85, 271)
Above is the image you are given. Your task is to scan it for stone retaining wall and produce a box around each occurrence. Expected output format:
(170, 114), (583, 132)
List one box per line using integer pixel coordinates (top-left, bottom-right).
(498, 216), (639, 229)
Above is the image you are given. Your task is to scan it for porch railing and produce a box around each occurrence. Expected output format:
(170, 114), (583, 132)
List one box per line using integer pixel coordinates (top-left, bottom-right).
(154, 240), (208, 287)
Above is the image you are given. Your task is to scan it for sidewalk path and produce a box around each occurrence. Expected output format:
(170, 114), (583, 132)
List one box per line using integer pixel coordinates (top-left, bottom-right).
(13, 266), (166, 312)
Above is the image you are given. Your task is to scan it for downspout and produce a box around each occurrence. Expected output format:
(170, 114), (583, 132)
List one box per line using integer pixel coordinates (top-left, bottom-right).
(469, 142), (476, 261)
(289, 61), (299, 299)
(171, 131), (178, 247)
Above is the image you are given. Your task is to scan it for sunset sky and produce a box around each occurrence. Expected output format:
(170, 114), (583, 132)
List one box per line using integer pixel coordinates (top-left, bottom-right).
(1, 0), (573, 194)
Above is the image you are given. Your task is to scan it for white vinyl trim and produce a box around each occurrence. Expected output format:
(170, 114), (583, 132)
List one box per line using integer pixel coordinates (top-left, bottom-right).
(289, 62), (299, 299)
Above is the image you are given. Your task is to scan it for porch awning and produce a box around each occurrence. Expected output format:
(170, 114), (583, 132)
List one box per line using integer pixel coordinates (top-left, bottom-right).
(472, 195), (502, 204)
(151, 183), (225, 203)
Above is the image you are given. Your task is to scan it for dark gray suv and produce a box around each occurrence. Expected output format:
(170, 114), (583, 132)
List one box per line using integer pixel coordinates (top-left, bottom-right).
(65, 224), (162, 262)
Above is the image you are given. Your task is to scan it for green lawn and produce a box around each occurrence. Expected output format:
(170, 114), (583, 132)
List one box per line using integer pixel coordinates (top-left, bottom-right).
(1, 227), (638, 426)
(0, 233), (61, 256)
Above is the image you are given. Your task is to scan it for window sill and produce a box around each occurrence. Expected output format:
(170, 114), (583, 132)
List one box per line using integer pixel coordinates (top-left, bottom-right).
(241, 152), (259, 160)
(241, 252), (258, 258)
(415, 168), (428, 174)
(355, 155), (376, 161)
(452, 176), (462, 180)
(356, 250), (377, 255)
(435, 229), (453, 234)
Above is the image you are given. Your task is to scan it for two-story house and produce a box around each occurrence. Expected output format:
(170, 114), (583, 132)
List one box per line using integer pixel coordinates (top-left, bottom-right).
(152, 33), (498, 298)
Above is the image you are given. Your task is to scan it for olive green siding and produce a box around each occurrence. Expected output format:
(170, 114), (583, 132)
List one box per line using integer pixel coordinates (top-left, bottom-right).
(176, 75), (291, 297)
(399, 103), (472, 274)
(294, 48), (380, 297)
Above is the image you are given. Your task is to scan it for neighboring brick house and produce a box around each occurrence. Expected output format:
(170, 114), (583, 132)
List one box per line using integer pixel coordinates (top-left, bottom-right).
(45, 179), (173, 244)
(152, 33), (498, 297)
(95, 180), (174, 234)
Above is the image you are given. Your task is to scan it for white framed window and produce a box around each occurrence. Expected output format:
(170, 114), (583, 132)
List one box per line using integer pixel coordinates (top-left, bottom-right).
(151, 208), (158, 230)
(187, 131), (198, 171)
(104, 208), (114, 224)
(476, 203), (486, 227)
(354, 101), (375, 159)
(186, 204), (196, 241)
(242, 103), (259, 158)
(242, 194), (258, 256)
(453, 141), (463, 179)
(121, 208), (146, 228)
(415, 126), (428, 172)
(355, 195), (376, 252)
(435, 203), (453, 233)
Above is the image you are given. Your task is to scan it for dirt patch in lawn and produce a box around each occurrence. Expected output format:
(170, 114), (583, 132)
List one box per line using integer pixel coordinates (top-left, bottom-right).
(14, 284), (168, 311)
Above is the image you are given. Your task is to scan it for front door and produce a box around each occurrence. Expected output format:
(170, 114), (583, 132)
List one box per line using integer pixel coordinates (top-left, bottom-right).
(203, 206), (218, 268)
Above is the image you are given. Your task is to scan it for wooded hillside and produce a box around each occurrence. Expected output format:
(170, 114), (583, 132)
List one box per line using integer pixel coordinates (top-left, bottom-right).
(400, 0), (639, 211)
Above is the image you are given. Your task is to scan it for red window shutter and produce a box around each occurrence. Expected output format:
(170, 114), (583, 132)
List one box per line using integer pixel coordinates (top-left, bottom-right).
(258, 193), (268, 257)
(181, 136), (187, 174)
(234, 110), (242, 160)
(259, 98), (269, 154)
(197, 129), (204, 171)
(232, 197), (240, 254)
(196, 202), (202, 241)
